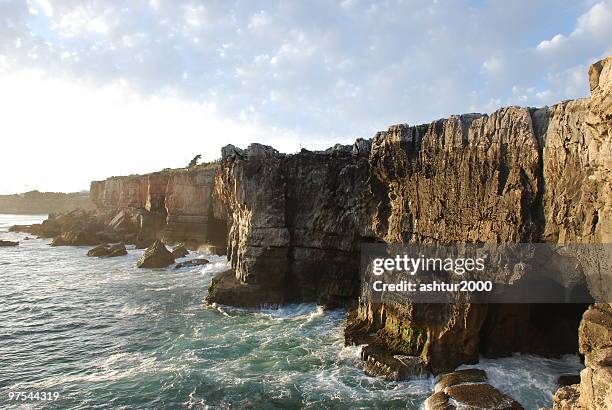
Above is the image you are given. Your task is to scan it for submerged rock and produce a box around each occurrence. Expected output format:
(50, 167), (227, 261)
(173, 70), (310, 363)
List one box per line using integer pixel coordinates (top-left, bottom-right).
(87, 243), (127, 258)
(137, 240), (175, 268)
(0, 240), (19, 247)
(174, 258), (209, 269)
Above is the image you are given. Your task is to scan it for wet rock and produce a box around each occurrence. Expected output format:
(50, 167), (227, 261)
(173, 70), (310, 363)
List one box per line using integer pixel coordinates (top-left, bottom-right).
(174, 258), (209, 269)
(87, 244), (109, 257)
(87, 243), (127, 258)
(205, 269), (284, 308)
(424, 391), (454, 410)
(434, 368), (487, 393)
(361, 344), (428, 381)
(136, 240), (175, 268)
(171, 243), (189, 258)
(443, 383), (523, 409)
(0, 240), (19, 247)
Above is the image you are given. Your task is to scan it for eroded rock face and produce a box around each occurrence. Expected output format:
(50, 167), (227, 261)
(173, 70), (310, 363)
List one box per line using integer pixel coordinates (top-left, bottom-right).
(215, 142), (371, 305)
(89, 166), (227, 249)
(210, 58), (611, 382)
(546, 57), (612, 410)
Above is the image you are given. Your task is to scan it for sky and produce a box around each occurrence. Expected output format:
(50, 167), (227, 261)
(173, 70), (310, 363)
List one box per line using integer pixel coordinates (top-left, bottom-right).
(0, 0), (611, 194)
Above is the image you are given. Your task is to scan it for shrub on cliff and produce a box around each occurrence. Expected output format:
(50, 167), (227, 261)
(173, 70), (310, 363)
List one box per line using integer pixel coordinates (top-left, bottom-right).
(188, 154), (201, 168)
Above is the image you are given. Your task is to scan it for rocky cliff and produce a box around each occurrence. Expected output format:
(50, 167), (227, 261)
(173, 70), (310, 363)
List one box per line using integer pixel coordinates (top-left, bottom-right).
(13, 164), (227, 250)
(89, 164), (227, 248)
(207, 57), (611, 407)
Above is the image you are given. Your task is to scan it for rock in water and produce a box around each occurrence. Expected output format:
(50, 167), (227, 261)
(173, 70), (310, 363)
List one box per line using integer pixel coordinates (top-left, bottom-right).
(0, 240), (19, 247)
(174, 258), (209, 269)
(171, 243), (189, 258)
(87, 243), (128, 258)
(87, 244), (110, 257)
(107, 243), (128, 257)
(425, 382), (523, 410)
(360, 344), (428, 381)
(137, 240), (175, 268)
(433, 368), (488, 393)
(205, 269), (285, 308)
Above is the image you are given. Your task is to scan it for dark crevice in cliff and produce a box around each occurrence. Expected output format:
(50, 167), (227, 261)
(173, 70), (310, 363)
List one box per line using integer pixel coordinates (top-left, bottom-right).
(479, 303), (591, 360)
(528, 106), (550, 243)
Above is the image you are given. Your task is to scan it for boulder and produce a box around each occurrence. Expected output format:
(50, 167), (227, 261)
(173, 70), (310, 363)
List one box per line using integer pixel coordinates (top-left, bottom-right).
(87, 243), (128, 258)
(107, 243), (128, 257)
(174, 258), (209, 269)
(137, 240), (175, 268)
(172, 243), (189, 258)
(434, 368), (488, 393)
(443, 383), (523, 409)
(424, 391), (453, 410)
(0, 240), (19, 247)
(87, 244), (110, 257)
(361, 344), (428, 381)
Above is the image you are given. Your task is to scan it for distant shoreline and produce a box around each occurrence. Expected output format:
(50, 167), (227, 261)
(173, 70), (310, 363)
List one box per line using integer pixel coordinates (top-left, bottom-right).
(0, 190), (93, 215)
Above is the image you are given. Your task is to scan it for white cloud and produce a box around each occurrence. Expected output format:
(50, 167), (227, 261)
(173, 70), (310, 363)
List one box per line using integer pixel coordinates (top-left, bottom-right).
(248, 11), (272, 30)
(537, 33), (567, 51)
(0, 68), (313, 194)
(34, 0), (53, 17)
(536, 1), (612, 55)
(0, 0), (610, 192)
(483, 56), (504, 76)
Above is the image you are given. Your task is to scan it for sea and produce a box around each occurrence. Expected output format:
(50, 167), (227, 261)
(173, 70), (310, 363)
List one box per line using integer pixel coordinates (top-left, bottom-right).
(0, 214), (584, 409)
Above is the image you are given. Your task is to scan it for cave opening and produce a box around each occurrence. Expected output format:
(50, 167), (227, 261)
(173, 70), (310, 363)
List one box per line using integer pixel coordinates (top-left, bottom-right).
(479, 302), (591, 360)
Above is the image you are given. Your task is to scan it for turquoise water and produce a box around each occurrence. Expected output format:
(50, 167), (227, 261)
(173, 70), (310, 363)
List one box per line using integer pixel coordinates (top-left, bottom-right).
(0, 214), (583, 409)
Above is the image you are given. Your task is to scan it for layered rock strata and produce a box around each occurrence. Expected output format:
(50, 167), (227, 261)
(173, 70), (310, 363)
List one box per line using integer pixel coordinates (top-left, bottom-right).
(90, 165), (227, 248)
